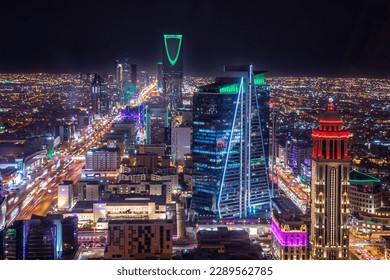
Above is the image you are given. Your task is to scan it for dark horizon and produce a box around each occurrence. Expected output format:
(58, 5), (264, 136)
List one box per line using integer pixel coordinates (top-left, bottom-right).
(0, 0), (389, 78)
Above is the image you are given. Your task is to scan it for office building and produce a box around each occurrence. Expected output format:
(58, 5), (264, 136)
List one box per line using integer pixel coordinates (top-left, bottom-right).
(114, 59), (120, 82)
(58, 180), (74, 210)
(349, 171), (390, 234)
(157, 61), (163, 91)
(310, 99), (350, 260)
(131, 64), (137, 86)
(162, 34), (183, 109)
(0, 194), (6, 231)
(144, 105), (169, 145)
(85, 146), (120, 172)
(171, 126), (191, 165)
(349, 170), (382, 215)
(271, 198), (309, 260)
(104, 219), (173, 260)
(91, 74), (108, 117)
(5, 219), (58, 260)
(78, 180), (105, 201)
(116, 63), (123, 86)
(126, 153), (158, 175)
(0, 174), (3, 197)
(4, 214), (78, 260)
(123, 56), (130, 82)
(191, 67), (270, 219)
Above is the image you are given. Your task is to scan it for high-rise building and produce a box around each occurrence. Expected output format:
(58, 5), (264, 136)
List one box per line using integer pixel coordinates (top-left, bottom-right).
(131, 64), (137, 86)
(144, 105), (169, 145)
(191, 67), (270, 219)
(310, 99), (351, 260)
(171, 126), (191, 165)
(157, 61), (163, 91)
(162, 34), (183, 109)
(123, 56), (130, 82)
(0, 173), (4, 197)
(5, 219), (59, 260)
(91, 74), (108, 117)
(116, 63), (123, 86)
(0, 196), (6, 231)
(4, 215), (78, 260)
(114, 59), (120, 82)
(58, 181), (74, 210)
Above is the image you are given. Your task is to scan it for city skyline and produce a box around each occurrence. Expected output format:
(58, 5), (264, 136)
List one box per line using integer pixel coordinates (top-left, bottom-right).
(0, 0), (389, 77)
(0, 0), (389, 263)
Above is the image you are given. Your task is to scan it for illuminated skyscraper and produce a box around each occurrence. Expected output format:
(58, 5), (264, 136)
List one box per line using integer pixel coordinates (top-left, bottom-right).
(162, 34), (183, 109)
(191, 66), (270, 219)
(123, 56), (130, 82)
(91, 74), (108, 117)
(310, 99), (350, 260)
(116, 63), (123, 86)
(157, 61), (163, 91)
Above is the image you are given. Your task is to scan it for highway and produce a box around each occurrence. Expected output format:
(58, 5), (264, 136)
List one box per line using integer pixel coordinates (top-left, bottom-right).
(137, 83), (157, 104)
(275, 165), (310, 213)
(5, 116), (115, 224)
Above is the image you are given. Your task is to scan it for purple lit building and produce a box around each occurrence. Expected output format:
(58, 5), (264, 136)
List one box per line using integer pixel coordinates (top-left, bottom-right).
(271, 198), (309, 260)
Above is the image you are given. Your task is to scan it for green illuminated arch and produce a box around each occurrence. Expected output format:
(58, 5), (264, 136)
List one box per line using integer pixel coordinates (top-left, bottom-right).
(163, 34), (182, 66)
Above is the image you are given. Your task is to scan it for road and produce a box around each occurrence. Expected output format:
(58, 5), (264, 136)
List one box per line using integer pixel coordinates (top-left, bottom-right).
(275, 165), (310, 213)
(5, 116), (115, 224)
(137, 83), (157, 104)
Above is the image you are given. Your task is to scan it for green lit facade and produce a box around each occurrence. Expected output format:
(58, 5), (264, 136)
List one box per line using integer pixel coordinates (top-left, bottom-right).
(162, 34), (183, 109)
(122, 82), (138, 106)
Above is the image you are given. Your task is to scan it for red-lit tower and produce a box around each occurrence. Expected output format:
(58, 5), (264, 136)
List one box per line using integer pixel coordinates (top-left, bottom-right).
(310, 99), (350, 260)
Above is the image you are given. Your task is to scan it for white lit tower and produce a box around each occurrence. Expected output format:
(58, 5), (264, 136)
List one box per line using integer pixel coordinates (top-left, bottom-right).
(310, 99), (350, 260)
(219, 65), (271, 218)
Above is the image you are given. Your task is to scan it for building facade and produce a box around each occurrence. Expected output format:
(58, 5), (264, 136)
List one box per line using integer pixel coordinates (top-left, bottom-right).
(91, 74), (108, 117)
(310, 100), (350, 260)
(162, 34), (183, 110)
(104, 220), (173, 260)
(85, 146), (120, 172)
(58, 181), (74, 210)
(191, 68), (270, 219)
(271, 198), (308, 260)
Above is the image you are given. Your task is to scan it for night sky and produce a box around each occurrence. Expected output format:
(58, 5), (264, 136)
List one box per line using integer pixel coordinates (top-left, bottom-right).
(0, 0), (389, 77)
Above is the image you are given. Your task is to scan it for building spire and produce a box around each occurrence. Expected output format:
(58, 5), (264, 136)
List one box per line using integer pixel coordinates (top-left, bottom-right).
(327, 97), (334, 111)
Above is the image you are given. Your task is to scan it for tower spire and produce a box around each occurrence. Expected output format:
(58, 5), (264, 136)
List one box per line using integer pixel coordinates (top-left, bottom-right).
(327, 97), (334, 111)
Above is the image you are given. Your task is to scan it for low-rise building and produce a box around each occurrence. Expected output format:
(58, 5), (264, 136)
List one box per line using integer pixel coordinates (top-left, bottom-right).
(58, 181), (74, 210)
(66, 194), (175, 225)
(271, 197), (309, 260)
(349, 170), (390, 234)
(104, 219), (173, 260)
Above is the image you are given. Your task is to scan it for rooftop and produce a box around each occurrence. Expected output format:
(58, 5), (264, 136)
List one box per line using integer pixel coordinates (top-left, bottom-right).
(272, 197), (303, 216)
(349, 169), (381, 183)
(108, 219), (173, 225)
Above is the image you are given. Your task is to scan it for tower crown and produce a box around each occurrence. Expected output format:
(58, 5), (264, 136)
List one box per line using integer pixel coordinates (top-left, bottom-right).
(311, 101), (350, 159)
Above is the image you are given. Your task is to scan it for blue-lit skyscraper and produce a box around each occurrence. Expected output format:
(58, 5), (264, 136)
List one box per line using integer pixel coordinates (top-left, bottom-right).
(191, 84), (237, 218)
(191, 66), (271, 219)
